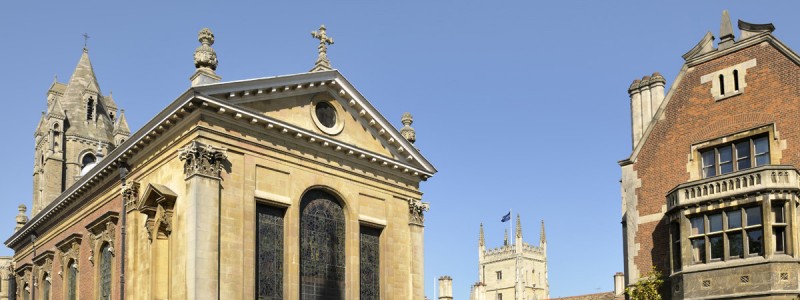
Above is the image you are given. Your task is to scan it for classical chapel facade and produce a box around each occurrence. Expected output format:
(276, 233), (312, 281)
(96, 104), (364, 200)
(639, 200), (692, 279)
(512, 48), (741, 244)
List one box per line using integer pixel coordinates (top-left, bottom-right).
(6, 26), (436, 300)
(470, 216), (548, 300)
(620, 11), (800, 299)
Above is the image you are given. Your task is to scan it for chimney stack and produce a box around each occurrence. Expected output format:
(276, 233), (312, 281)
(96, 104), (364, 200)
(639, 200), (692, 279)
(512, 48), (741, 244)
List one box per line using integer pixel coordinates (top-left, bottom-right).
(438, 276), (453, 300)
(628, 73), (666, 148)
(614, 272), (625, 296)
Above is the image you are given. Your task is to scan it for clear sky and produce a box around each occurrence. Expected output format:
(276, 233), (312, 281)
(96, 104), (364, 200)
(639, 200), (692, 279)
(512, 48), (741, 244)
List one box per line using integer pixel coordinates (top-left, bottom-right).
(2, 1), (800, 298)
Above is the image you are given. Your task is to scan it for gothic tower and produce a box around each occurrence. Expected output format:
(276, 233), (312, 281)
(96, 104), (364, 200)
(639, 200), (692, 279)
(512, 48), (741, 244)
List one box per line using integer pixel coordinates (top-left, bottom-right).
(32, 47), (129, 215)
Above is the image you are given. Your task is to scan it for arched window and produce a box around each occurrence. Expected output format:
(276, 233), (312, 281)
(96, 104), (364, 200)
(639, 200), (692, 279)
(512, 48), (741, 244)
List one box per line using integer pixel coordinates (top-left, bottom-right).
(733, 69), (740, 91)
(86, 97), (95, 121)
(719, 74), (725, 95)
(99, 243), (112, 300)
(67, 259), (77, 300)
(300, 189), (345, 299)
(41, 272), (51, 300)
(81, 153), (96, 176)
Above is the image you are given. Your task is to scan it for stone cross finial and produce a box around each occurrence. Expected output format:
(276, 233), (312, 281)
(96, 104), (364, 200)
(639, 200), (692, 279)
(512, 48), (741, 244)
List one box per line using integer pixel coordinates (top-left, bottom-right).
(401, 112), (416, 143)
(194, 28), (218, 71)
(82, 33), (90, 52)
(310, 25), (334, 72)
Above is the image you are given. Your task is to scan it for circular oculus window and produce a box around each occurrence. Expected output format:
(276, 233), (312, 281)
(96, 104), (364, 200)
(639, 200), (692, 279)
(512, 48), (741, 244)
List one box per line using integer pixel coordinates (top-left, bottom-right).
(310, 99), (344, 135)
(315, 102), (337, 128)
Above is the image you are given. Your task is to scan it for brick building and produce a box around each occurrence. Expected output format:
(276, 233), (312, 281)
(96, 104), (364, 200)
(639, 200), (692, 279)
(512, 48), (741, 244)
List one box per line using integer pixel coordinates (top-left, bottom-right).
(6, 26), (436, 300)
(620, 11), (800, 299)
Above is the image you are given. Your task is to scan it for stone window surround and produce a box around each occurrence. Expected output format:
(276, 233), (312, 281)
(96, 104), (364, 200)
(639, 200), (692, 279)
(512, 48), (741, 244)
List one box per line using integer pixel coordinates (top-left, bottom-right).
(86, 211), (118, 300)
(700, 59), (757, 101)
(310, 93), (345, 136)
(15, 263), (32, 300)
(669, 193), (795, 275)
(55, 233), (81, 299)
(33, 250), (55, 300)
(687, 206), (764, 264)
(687, 124), (777, 181)
(699, 134), (770, 178)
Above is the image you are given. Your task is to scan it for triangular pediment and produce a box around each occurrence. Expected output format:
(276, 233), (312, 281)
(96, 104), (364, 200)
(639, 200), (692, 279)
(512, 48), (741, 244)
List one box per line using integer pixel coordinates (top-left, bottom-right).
(194, 70), (436, 175)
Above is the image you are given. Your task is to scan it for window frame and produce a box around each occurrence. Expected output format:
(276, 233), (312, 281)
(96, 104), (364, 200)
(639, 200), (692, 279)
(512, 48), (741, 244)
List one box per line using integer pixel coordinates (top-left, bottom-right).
(686, 206), (763, 265)
(699, 134), (770, 178)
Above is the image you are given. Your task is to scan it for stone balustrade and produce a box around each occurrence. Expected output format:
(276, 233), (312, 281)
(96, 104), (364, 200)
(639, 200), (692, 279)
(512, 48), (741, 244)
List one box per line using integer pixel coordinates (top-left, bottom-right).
(667, 165), (800, 209)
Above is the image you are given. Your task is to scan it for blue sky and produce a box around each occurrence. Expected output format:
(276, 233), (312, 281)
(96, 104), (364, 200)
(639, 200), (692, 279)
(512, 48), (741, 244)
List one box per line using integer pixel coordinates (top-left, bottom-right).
(2, 1), (800, 298)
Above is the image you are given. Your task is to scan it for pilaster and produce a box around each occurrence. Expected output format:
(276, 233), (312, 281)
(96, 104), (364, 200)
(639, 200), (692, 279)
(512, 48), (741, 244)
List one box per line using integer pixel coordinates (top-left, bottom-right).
(179, 141), (227, 300)
(408, 198), (429, 300)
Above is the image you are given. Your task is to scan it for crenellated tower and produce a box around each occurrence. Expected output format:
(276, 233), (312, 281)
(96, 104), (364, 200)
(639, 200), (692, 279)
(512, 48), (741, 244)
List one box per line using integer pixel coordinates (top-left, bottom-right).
(32, 47), (129, 216)
(472, 215), (549, 300)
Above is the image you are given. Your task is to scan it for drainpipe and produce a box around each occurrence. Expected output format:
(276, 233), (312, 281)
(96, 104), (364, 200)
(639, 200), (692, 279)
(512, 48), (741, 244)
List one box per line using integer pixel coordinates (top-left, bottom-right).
(119, 163), (129, 300)
(30, 234), (36, 300)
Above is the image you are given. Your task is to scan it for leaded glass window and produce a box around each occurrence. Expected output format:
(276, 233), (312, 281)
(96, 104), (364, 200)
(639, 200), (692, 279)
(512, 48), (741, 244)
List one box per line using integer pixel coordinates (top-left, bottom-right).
(256, 204), (284, 300)
(42, 273), (50, 300)
(23, 284), (29, 300)
(300, 190), (345, 300)
(100, 243), (112, 300)
(360, 226), (380, 300)
(68, 260), (77, 300)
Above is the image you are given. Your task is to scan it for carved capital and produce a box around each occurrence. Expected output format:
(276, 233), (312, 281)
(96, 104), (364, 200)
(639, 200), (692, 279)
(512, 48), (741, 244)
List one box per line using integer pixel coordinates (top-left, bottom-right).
(408, 198), (429, 226)
(123, 181), (140, 212)
(179, 141), (227, 179)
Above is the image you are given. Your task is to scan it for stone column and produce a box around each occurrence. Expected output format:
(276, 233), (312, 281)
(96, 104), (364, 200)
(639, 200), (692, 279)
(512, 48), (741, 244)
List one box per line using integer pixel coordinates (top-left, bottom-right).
(409, 199), (429, 300)
(179, 141), (227, 300)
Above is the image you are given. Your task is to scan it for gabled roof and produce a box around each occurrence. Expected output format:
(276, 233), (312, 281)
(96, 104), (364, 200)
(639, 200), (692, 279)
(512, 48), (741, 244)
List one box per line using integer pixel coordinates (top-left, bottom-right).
(47, 97), (66, 120)
(113, 110), (130, 136)
(622, 24), (799, 165)
(194, 69), (437, 174)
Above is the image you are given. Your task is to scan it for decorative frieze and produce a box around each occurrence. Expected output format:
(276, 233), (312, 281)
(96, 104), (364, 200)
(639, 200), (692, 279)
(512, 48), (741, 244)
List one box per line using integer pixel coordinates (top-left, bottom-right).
(178, 141), (227, 179)
(408, 198), (429, 226)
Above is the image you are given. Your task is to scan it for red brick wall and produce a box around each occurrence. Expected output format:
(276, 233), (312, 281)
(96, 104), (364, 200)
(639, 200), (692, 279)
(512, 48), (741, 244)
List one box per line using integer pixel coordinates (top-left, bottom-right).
(631, 41), (800, 276)
(14, 192), (123, 300)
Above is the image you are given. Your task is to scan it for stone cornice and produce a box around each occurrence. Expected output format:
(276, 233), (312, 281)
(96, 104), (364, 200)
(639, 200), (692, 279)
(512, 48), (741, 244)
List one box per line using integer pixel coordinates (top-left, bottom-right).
(7, 70), (437, 248)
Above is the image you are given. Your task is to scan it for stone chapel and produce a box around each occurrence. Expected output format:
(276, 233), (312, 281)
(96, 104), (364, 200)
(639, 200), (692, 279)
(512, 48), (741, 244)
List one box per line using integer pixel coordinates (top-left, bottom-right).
(621, 10), (800, 299)
(6, 26), (437, 300)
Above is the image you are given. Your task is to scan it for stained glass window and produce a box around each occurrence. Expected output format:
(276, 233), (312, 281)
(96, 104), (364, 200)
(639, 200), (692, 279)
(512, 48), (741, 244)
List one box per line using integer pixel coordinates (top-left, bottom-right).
(360, 226), (381, 300)
(256, 204), (284, 300)
(68, 259), (77, 300)
(100, 243), (112, 300)
(300, 189), (345, 300)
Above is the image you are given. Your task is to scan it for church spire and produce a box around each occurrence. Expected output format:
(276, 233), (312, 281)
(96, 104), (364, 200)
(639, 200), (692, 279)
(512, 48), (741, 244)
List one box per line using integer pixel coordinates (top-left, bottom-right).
(114, 109), (131, 145)
(516, 214), (523, 239)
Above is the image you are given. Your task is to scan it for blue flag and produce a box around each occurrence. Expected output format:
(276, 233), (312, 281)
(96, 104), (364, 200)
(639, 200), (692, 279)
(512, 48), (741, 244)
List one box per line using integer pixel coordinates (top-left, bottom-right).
(501, 212), (511, 222)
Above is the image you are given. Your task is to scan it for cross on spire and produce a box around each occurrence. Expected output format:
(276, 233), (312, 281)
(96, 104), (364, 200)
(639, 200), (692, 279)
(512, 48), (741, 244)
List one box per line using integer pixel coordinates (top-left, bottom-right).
(310, 25), (334, 72)
(82, 33), (91, 51)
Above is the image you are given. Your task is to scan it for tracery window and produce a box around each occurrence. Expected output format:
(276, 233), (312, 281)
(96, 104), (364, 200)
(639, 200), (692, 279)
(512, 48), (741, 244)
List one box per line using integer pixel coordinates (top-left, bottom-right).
(256, 204), (284, 300)
(359, 226), (381, 300)
(67, 259), (77, 300)
(100, 243), (112, 300)
(300, 189), (345, 300)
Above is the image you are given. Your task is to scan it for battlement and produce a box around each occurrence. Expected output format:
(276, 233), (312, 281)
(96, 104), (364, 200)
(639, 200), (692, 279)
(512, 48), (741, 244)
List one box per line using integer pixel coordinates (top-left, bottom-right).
(482, 242), (545, 263)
